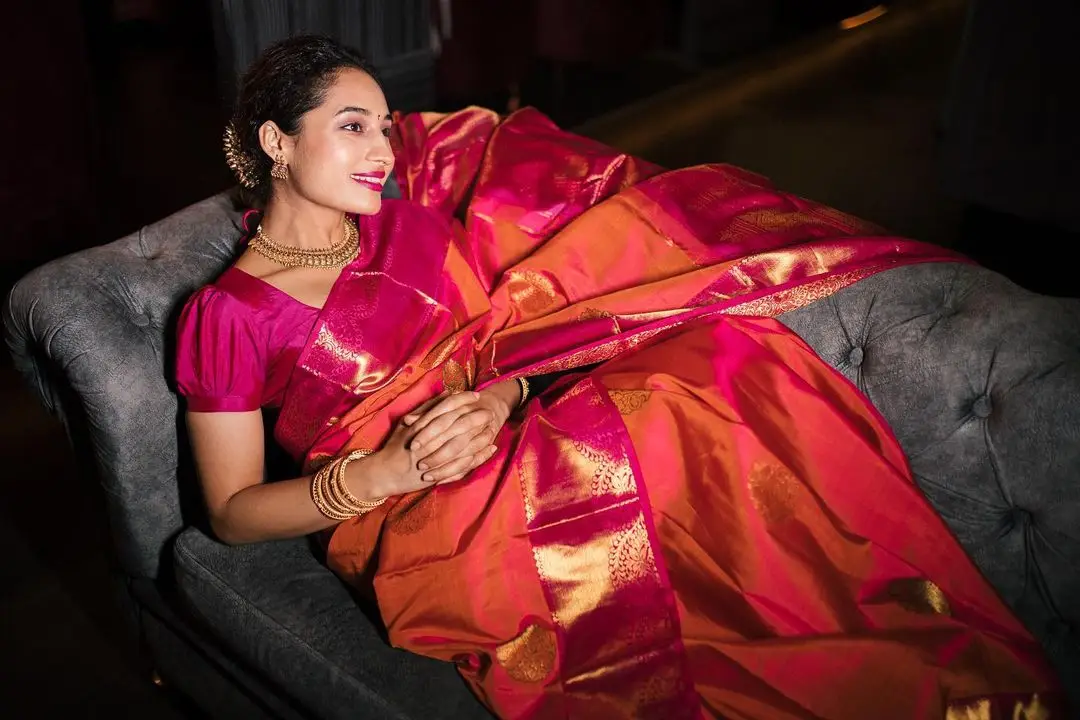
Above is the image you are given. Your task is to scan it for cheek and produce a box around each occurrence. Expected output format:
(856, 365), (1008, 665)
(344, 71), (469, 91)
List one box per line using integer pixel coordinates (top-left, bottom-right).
(297, 135), (351, 174)
(327, 136), (358, 167)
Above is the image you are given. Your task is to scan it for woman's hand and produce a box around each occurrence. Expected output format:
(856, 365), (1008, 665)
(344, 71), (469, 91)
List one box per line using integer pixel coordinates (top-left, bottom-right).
(403, 381), (521, 478)
(345, 401), (498, 501)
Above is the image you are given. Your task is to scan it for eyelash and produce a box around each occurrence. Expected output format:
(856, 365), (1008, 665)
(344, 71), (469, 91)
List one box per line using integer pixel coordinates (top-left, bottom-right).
(342, 122), (392, 138)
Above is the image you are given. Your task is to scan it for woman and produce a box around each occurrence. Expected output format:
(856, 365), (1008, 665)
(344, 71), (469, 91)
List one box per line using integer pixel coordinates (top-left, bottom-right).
(178, 36), (1061, 718)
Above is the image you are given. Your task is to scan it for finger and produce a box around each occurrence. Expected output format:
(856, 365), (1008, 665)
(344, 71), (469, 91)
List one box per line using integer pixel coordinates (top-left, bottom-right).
(408, 399), (490, 451)
(426, 445), (498, 486)
(418, 426), (494, 471)
(417, 429), (479, 472)
(469, 444), (498, 470)
(412, 406), (493, 452)
(421, 454), (476, 483)
(409, 392), (481, 434)
(456, 445), (499, 478)
(402, 395), (443, 426)
(410, 405), (475, 451)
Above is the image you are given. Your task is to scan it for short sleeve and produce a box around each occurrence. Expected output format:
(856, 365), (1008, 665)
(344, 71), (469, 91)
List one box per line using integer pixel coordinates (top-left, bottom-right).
(175, 286), (266, 412)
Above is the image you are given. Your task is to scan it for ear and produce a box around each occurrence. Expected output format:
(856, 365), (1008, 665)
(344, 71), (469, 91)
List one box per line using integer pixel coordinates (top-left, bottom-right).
(257, 121), (293, 163)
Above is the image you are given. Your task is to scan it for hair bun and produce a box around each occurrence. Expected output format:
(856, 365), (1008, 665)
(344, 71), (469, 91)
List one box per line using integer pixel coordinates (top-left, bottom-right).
(223, 121), (259, 189)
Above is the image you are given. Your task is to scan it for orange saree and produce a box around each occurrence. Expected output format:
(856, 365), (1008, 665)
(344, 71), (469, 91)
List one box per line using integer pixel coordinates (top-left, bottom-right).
(273, 109), (1061, 718)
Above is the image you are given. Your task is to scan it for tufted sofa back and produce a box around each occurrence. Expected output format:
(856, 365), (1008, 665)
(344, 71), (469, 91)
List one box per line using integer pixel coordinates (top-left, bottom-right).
(5, 190), (1078, 692)
(779, 264), (1080, 688)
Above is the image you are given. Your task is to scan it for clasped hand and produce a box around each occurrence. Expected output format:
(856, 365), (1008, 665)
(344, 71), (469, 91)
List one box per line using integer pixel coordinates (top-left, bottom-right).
(356, 381), (521, 500)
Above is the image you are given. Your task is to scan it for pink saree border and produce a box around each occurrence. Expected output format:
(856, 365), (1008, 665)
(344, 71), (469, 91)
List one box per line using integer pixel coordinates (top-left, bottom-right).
(515, 376), (704, 717)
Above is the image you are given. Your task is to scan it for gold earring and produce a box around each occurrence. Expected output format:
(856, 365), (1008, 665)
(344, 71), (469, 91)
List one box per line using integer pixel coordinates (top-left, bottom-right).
(271, 156), (289, 180)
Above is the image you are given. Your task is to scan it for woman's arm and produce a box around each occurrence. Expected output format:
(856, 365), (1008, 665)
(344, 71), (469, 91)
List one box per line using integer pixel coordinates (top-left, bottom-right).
(187, 410), (340, 544)
(187, 403), (497, 545)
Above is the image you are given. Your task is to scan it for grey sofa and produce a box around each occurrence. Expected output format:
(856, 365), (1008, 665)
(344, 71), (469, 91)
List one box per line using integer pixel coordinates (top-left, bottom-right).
(5, 182), (1079, 717)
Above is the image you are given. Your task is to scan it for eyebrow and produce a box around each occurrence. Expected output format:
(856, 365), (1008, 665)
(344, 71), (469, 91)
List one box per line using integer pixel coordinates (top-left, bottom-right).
(335, 106), (391, 122)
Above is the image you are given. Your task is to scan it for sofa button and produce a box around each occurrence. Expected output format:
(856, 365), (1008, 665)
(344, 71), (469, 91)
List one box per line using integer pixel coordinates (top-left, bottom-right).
(1008, 506), (1032, 531)
(847, 346), (864, 366)
(971, 394), (992, 419)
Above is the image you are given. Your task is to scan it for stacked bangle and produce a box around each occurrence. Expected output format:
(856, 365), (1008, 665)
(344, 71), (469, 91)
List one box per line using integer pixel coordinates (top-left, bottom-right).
(310, 449), (387, 521)
(517, 376), (530, 408)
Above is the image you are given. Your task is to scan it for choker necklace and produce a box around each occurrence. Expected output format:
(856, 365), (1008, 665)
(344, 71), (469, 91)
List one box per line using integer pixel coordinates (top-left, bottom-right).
(249, 216), (359, 269)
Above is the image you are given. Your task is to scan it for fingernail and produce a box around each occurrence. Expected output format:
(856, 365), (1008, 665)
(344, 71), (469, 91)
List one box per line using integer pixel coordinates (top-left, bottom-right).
(418, 462), (429, 471)
(410, 443), (423, 453)
(422, 473), (433, 482)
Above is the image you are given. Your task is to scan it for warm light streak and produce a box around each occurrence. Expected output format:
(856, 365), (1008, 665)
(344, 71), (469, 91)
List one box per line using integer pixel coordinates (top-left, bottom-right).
(840, 5), (888, 30)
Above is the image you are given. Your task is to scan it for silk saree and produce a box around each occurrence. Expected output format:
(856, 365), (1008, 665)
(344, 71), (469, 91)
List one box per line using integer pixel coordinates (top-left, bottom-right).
(271, 108), (1060, 718)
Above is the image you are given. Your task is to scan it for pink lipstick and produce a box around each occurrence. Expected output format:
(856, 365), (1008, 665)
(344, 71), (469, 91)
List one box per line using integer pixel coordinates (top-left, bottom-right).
(350, 171), (386, 192)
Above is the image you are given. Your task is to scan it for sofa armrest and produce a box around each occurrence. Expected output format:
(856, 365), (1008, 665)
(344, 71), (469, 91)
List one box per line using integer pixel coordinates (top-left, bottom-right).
(3, 193), (243, 579)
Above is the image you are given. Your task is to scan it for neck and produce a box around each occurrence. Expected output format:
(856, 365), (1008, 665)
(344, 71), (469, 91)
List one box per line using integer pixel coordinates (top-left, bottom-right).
(260, 194), (345, 250)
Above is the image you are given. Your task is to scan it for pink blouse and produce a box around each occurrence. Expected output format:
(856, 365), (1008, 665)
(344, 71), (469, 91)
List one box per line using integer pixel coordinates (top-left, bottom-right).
(175, 267), (318, 412)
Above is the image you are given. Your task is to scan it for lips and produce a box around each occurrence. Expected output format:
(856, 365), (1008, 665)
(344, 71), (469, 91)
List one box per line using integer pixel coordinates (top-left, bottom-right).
(351, 170), (386, 193)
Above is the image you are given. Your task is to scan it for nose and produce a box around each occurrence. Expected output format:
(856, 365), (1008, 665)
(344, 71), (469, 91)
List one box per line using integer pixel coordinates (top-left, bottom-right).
(370, 135), (394, 167)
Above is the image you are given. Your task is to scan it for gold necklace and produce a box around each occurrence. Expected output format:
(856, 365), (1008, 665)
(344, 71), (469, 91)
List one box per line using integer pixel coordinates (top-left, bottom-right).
(249, 217), (360, 269)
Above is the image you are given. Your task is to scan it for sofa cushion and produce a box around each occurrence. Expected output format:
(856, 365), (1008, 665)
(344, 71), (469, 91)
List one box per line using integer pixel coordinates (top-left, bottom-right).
(779, 261), (1080, 691)
(173, 528), (490, 720)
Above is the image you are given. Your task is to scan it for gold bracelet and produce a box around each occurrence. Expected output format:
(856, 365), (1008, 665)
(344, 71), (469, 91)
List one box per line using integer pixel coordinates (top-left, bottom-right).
(323, 458), (360, 518)
(517, 376), (530, 408)
(311, 461), (353, 521)
(334, 450), (387, 512)
(312, 450), (388, 521)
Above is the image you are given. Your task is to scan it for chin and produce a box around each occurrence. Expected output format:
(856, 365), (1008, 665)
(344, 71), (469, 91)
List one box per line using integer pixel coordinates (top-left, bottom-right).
(345, 195), (383, 216)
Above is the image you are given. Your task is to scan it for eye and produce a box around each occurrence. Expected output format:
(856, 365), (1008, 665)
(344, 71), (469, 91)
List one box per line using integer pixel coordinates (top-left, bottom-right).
(342, 122), (366, 133)
(382, 127), (392, 138)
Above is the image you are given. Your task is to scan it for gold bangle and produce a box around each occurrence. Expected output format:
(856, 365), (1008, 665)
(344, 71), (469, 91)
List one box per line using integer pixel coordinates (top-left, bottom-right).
(311, 461), (352, 521)
(335, 450), (387, 512)
(312, 450), (388, 521)
(517, 376), (530, 408)
(322, 459), (358, 517)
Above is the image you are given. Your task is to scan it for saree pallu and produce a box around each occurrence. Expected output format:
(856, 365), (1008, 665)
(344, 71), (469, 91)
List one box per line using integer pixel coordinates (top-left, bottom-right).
(274, 109), (1061, 717)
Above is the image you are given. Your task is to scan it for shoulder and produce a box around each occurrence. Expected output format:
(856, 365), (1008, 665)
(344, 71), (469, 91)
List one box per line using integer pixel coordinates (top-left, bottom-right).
(180, 281), (249, 323)
(177, 273), (269, 352)
(175, 276), (268, 411)
(181, 269), (265, 323)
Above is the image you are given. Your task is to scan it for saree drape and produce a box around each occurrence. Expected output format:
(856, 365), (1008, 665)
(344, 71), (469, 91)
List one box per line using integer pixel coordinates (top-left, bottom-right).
(272, 108), (1061, 718)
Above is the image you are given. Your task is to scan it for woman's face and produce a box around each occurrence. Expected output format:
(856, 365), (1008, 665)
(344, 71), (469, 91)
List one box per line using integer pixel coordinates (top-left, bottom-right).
(279, 68), (394, 216)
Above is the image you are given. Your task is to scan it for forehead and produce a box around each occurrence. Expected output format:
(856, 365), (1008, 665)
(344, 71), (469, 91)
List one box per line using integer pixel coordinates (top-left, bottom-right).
(320, 68), (390, 118)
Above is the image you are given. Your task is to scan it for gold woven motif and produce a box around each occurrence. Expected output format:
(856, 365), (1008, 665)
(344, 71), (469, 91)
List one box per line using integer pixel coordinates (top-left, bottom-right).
(494, 623), (557, 683)
(442, 359), (469, 394)
(608, 516), (657, 590)
(889, 578), (952, 616)
(945, 695), (1050, 720)
(946, 699), (992, 720)
(608, 389), (651, 416)
(747, 462), (800, 524)
(388, 490), (436, 535)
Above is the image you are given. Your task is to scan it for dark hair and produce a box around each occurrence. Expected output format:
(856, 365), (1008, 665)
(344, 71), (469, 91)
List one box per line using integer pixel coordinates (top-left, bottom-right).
(228, 35), (381, 205)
